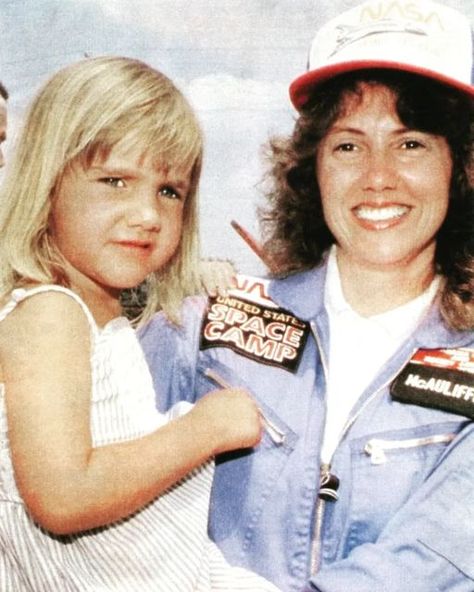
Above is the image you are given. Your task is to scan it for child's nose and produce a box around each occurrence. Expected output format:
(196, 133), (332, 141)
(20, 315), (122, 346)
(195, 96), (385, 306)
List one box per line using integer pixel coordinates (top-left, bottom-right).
(128, 191), (161, 230)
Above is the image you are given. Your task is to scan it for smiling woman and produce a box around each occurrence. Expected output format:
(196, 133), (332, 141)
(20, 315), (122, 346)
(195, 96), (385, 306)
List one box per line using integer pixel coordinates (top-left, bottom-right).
(140, 1), (474, 590)
(316, 83), (451, 285)
(263, 67), (473, 324)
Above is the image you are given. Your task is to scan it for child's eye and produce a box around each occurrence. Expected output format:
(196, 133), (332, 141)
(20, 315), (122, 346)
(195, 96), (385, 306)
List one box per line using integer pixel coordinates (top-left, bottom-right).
(101, 177), (126, 188)
(158, 185), (181, 200)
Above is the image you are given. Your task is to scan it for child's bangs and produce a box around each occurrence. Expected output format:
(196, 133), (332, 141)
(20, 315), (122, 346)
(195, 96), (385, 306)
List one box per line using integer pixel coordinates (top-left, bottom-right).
(127, 104), (202, 173)
(79, 100), (202, 174)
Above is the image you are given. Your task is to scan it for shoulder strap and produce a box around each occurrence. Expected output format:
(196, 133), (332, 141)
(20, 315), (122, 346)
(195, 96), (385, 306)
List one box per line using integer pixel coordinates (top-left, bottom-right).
(0, 285), (98, 336)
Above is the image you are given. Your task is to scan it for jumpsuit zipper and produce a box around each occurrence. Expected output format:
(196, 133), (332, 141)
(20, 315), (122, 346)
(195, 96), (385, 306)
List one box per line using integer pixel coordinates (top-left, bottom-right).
(308, 322), (330, 576)
(309, 463), (331, 575)
(308, 321), (419, 575)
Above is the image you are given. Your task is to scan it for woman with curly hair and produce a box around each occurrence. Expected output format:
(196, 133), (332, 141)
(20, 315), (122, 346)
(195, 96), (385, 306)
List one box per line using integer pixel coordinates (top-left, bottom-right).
(142, 1), (474, 590)
(262, 68), (473, 331)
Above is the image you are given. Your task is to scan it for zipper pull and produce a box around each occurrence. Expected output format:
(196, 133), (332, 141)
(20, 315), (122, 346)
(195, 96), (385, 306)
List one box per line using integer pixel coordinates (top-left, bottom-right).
(260, 415), (286, 445)
(364, 440), (387, 465)
(318, 464), (340, 501)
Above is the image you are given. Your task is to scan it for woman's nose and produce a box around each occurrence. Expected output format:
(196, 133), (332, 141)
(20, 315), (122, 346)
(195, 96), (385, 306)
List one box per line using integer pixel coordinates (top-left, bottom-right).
(362, 150), (397, 192)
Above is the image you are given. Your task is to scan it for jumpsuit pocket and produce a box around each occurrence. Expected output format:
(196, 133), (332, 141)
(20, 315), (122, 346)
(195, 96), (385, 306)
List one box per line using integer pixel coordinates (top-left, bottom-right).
(344, 422), (463, 553)
(363, 432), (455, 465)
(195, 357), (299, 550)
(196, 358), (298, 453)
(414, 424), (474, 581)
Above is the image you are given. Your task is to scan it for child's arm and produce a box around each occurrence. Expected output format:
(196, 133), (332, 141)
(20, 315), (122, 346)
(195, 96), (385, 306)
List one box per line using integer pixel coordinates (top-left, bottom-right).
(0, 292), (262, 535)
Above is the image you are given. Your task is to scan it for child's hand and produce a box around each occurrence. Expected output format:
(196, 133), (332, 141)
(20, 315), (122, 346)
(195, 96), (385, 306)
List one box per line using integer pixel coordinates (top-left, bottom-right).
(189, 387), (263, 455)
(199, 259), (237, 297)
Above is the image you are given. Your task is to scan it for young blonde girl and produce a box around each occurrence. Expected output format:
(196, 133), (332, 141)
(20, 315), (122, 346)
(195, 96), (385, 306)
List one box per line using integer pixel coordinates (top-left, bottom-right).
(0, 56), (278, 592)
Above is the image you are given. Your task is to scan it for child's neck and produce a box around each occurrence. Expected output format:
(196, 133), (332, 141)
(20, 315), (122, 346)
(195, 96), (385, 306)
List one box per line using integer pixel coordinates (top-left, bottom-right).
(86, 292), (123, 326)
(72, 283), (123, 326)
(61, 262), (124, 326)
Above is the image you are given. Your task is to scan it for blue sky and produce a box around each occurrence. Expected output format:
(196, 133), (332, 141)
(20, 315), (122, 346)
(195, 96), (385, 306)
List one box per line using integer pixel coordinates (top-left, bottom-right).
(1, 0), (473, 274)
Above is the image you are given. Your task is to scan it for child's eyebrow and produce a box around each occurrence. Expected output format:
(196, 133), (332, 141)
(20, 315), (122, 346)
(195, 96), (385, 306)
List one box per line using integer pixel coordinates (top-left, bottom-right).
(88, 164), (136, 176)
(168, 177), (191, 192)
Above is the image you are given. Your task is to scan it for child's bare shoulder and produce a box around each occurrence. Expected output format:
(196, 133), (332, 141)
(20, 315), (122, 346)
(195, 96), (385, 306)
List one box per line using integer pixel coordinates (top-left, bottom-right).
(0, 287), (90, 352)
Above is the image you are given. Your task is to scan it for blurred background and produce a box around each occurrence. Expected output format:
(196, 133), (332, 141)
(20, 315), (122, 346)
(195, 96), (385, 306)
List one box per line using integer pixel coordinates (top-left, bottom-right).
(1, 0), (473, 275)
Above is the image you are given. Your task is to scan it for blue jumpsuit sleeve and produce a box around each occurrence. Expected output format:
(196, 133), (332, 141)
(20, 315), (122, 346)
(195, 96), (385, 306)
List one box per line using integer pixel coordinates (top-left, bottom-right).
(307, 423), (474, 592)
(139, 296), (206, 412)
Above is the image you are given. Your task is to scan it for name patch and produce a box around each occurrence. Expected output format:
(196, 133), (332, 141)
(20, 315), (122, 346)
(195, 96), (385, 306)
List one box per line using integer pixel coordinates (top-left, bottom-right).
(200, 274), (309, 372)
(391, 348), (474, 418)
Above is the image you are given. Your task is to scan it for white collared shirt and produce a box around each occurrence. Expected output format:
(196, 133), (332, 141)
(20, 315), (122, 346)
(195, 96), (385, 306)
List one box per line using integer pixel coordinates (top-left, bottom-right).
(321, 247), (440, 463)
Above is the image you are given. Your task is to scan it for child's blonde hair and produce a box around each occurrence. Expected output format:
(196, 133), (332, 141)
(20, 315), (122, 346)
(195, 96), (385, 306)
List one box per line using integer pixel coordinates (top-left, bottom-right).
(0, 56), (203, 323)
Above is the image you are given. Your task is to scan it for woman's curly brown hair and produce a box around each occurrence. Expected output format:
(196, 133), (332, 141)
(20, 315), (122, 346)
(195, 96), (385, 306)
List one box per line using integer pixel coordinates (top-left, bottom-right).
(260, 69), (474, 330)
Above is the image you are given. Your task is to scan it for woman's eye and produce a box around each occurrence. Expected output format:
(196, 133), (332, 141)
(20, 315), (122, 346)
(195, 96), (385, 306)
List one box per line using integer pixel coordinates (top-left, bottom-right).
(159, 185), (181, 200)
(402, 139), (424, 150)
(101, 177), (126, 188)
(335, 142), (357, 153)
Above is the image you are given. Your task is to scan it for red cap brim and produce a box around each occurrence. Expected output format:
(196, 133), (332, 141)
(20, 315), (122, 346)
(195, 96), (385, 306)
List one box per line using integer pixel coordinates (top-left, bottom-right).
(290, 60), (474, 109)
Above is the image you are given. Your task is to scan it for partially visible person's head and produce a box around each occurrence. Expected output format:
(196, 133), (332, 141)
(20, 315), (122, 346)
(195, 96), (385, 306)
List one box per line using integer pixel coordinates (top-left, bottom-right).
(261, 0), (474, 329)
(0, 81), (9, 168)
(0, 56), (203, 321)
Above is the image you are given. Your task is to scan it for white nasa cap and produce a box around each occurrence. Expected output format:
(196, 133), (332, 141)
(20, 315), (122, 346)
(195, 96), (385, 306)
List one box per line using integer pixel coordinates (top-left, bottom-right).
(290, 0), (474, 109)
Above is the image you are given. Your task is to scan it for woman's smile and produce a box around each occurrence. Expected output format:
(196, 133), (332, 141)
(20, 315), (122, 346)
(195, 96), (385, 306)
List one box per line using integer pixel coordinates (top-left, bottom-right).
(352, 203), (411, 229)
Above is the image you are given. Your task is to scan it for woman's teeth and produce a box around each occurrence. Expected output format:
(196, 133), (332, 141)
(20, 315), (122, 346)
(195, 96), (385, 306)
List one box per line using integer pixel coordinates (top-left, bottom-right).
(354, 205), (409, 221)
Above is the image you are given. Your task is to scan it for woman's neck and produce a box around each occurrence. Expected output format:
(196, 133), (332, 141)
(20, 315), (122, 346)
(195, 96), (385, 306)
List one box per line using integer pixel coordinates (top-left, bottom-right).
(336, 250), (436, 317)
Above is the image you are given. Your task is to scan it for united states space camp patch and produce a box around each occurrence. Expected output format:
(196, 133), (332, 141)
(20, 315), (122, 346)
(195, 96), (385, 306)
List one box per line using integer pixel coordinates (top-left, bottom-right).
(199, 274), (309, 373)
(391, 348), (474, 418)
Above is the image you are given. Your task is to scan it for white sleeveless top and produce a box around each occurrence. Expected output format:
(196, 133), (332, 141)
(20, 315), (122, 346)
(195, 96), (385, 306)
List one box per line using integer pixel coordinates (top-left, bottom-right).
(0, 286), (278, 592)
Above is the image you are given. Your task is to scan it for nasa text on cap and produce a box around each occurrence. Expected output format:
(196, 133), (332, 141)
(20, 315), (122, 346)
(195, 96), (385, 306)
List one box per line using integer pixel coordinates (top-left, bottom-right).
(290, 0), (474, 109)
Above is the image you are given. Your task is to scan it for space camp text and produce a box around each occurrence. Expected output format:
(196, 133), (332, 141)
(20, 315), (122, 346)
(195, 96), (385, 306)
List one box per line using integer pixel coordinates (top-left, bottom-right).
(199, 275), (309, 372)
